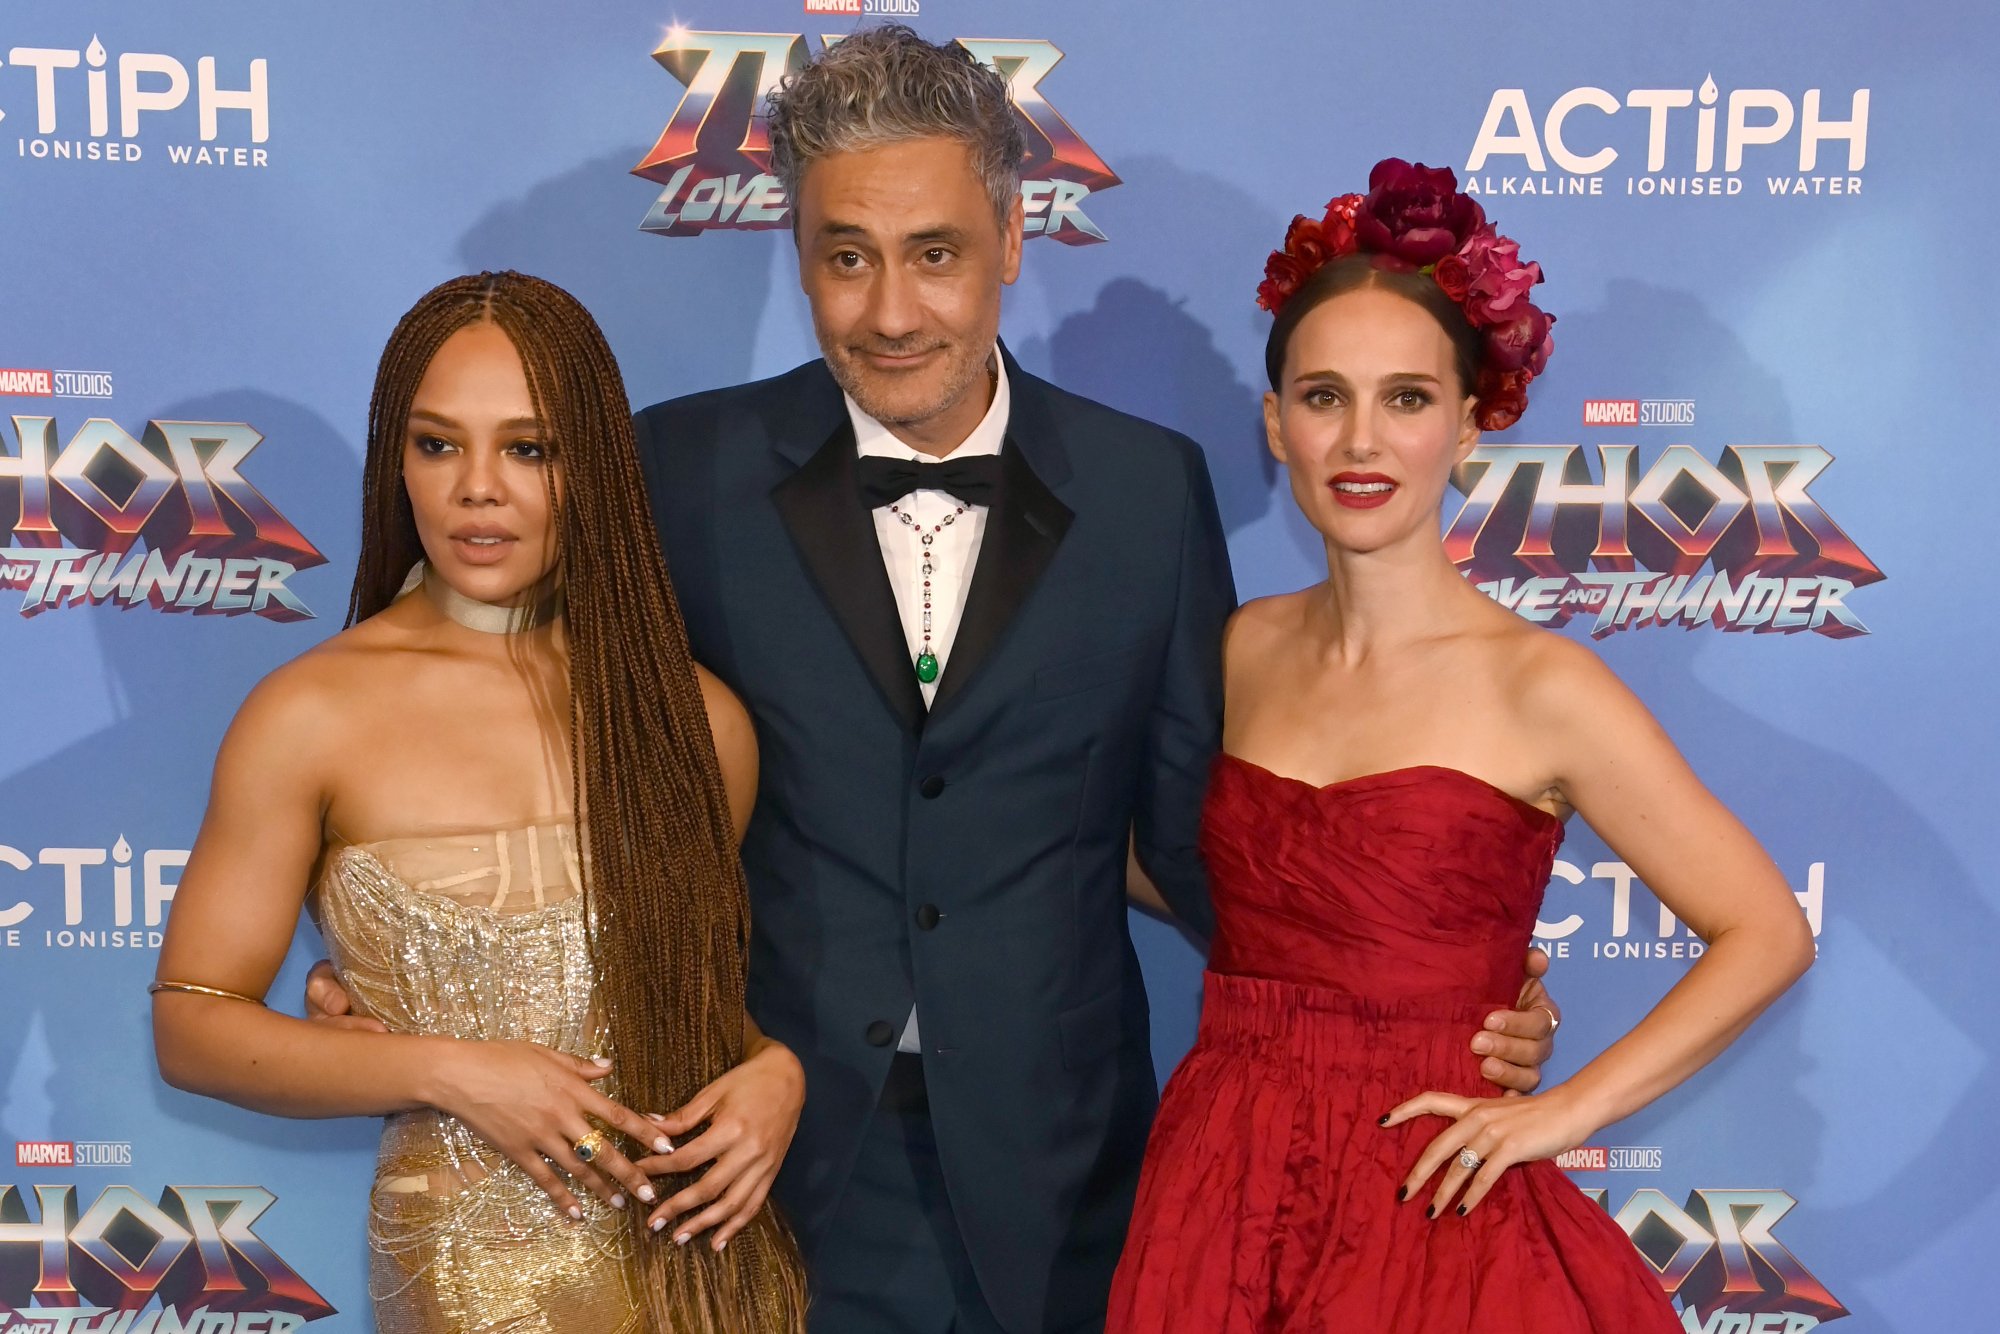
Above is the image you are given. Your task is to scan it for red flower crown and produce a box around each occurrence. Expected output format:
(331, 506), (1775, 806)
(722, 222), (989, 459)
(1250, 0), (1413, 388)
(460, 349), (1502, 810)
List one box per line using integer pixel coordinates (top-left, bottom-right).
(1258, 158), (1554, 431)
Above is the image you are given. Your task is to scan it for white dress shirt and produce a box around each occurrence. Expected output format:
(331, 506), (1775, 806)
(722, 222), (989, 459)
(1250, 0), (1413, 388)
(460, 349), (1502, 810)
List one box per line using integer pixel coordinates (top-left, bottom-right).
(845, 349), (1010, 1052)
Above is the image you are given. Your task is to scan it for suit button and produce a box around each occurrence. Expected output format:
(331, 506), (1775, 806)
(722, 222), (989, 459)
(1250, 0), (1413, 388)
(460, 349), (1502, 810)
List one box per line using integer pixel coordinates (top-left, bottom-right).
(865, 1020), (895, 1047)
(919, 775), (946, 799)
(915, 904), (941, 930)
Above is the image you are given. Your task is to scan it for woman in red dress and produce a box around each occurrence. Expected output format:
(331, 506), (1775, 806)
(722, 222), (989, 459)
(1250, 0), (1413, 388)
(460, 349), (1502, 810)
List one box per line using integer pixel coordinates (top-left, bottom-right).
(1107, 161), (1816, 1331)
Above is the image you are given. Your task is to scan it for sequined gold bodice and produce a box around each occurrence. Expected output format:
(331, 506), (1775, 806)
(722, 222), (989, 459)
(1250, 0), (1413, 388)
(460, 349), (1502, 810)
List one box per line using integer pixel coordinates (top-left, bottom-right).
(314, 823), (642, 1334)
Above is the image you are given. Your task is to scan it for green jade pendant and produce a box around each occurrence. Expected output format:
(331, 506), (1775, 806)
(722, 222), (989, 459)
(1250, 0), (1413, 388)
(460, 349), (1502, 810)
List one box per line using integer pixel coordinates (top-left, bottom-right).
(915, 652), (940, 684)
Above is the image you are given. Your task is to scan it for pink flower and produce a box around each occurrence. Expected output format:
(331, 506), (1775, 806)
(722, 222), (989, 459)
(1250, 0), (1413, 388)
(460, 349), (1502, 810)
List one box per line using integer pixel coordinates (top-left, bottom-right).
(1456, 229), (1544, 326)
(1355, 159), (1486, 265)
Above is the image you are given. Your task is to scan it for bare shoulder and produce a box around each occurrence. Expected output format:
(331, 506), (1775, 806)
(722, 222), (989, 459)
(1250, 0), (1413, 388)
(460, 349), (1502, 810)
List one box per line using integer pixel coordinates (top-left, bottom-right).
(1496, 618), (1665, 758)
(225, 614), (415, 754)
(1224, 590), (1310, 662)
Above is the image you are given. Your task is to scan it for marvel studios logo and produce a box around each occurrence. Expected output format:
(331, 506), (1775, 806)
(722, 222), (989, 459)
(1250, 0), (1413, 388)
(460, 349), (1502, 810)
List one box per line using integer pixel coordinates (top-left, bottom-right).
(0, 368), (116, 398)
(803, 0), (920, 13)
(1581, 398), (1696, 426)
(1555, 1145), (1662, 1172)
(14, 1140), (135, 1167)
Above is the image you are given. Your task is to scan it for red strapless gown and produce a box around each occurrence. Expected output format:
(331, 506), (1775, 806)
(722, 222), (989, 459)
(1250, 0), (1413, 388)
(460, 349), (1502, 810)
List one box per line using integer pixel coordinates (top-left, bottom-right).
(1107, 756), (1680, 1332)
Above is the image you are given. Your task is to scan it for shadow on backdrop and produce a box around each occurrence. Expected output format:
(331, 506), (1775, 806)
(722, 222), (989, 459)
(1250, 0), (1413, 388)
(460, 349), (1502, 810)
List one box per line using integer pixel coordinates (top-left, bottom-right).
(1013, 153), (1283, 540)
(454, 146), (782, 409)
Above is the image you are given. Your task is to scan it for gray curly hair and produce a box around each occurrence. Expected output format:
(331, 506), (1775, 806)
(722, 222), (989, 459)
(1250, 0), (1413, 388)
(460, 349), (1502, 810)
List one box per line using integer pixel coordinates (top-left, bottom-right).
(766, 24), (1025, 228)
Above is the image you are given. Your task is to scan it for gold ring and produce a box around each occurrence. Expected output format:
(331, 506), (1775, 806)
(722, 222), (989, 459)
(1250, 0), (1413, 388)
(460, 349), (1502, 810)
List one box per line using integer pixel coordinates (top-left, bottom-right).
(573, 1130), (608, 1164)
(1531, 1003), (1561, 1037)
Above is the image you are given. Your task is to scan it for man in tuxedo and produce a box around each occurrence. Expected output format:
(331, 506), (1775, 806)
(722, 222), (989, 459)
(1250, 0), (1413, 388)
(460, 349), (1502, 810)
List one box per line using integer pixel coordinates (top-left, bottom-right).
(625, 26), (1557, 1334)
(309, 25), (1557, 1332)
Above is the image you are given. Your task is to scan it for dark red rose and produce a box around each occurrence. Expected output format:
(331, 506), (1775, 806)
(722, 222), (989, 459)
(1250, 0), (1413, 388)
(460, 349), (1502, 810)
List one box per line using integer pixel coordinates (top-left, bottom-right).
(1475, 367), (1533, 431)
(1282, 214), (1330, 269)
(1355, 158), (1487, 265)
(1257, 247), (1311, 312)
(1483, 303), (1555, 373)
(1432, 252), (1472, 301)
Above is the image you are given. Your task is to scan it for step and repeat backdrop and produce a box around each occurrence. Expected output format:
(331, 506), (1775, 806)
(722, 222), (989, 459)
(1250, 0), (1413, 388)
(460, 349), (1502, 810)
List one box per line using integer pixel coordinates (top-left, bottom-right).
(1, 0), (1991, 1329)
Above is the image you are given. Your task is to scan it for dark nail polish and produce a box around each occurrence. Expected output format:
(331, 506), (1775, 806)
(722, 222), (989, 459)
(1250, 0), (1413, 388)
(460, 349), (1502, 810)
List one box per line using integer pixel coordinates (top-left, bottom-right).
(1396, 1185), (1408, 1203)
(1377, 1115), (1389, 1127)
(1456, 1205), (1467, 1217)
(1426, 1205), (1437, 1219)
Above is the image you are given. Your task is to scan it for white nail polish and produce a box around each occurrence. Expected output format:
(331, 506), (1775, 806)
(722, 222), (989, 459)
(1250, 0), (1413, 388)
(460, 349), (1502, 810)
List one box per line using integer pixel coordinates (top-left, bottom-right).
(674, 1233), (690, 1246)
(611, 1194), (626, 1210)
(654, 1137), (673, 1154)
(593, 1056), (613, 1067)
(637, 1185), (656, 1203)
(567, 1205), (582, 1221)
(650, 1217), (666, 1232)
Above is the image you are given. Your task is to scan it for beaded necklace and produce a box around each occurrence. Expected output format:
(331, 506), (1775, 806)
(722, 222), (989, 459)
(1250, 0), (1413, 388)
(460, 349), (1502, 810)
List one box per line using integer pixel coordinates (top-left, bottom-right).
(888, 500), (967, 684)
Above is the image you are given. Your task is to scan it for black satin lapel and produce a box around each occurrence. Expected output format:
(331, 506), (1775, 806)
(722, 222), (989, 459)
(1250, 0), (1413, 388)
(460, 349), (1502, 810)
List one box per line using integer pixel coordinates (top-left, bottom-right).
(932, 439), (1073, 712)
(771, 424), (927, 733)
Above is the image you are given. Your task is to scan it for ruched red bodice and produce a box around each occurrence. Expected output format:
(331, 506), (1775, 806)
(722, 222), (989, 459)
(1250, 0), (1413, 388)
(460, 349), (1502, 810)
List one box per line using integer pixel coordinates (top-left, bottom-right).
(1203, 758), (1563, 1005)
(1107, 755), (1680, 1332)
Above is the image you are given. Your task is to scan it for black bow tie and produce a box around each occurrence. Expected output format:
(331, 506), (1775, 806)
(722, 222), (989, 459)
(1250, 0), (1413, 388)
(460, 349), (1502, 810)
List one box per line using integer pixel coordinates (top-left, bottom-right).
(856, 454), (1003, 508)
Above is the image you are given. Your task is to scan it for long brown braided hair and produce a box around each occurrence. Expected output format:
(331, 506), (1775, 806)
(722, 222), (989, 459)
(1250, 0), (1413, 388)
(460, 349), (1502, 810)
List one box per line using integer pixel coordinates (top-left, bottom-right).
(348, 272), (809, 1331)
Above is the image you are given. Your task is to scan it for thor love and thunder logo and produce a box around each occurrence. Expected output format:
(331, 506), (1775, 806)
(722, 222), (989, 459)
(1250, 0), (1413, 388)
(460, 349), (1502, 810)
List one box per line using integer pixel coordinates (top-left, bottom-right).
(630, 27), (1118, 243)
(1447, 439), (1881, 638)
(1, 414), (324, 619)
(0, 1182), (334, 1329)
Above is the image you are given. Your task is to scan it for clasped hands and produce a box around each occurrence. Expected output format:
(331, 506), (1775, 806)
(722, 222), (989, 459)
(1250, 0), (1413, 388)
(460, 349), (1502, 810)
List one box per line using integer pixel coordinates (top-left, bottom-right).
(304, 962), (801, 1250)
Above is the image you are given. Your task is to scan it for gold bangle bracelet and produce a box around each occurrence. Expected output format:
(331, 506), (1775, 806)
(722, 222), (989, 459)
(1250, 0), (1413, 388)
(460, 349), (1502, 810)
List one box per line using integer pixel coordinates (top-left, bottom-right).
(148, 979), (267, 1006)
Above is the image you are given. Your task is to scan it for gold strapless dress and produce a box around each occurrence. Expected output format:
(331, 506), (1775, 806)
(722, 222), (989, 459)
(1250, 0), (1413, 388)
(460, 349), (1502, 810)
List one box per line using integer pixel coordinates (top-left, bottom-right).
(314, 822), (644, 1334)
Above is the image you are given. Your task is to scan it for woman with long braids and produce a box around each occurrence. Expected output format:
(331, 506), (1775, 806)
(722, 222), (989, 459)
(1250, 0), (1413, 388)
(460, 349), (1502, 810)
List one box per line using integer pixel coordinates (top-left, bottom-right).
(152, 272), (810, 1332)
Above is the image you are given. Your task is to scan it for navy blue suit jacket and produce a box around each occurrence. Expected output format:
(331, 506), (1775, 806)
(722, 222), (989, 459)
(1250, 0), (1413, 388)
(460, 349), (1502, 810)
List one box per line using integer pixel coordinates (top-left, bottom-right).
(634, 348), (1231, 1331)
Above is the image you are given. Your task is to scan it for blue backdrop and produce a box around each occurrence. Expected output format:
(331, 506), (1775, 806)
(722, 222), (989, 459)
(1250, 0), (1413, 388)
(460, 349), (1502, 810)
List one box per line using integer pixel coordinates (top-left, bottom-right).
(2, 1), (1992, 1328)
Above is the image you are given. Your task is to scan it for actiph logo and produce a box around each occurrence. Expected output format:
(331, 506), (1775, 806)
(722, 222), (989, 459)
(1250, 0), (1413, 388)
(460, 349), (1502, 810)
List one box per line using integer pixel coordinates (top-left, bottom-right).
(4, 35), (271, 169)
(1532, 858), (1823, 965)
(1464, 77), (1867, 201)
(1, 415), (325, 618)
(1447, 441), (1882, 637)
(631, 28), (1118, 242)
(0, 835), (188, 950)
